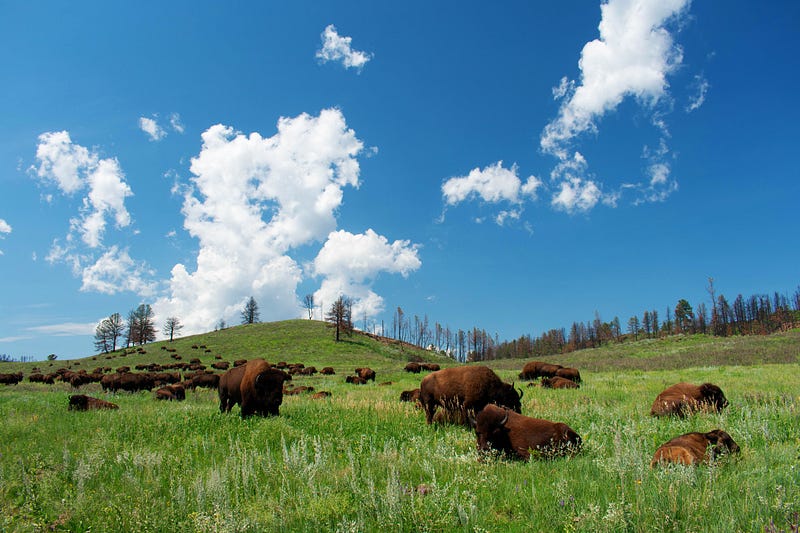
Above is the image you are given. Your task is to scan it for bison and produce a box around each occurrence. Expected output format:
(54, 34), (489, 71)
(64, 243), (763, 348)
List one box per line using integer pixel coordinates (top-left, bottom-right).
(68, 394), (119, 411)
(155, 384), (186, 401)
(404, 362), (421, 373)
(541, 376), (579, 389)
(400, 388), (421, 403)
(419, 365), (522, 425)
(472, 404), (581, 460)
(555, 367), (581, 383)
(518, 361), (562, 381)
(218, 364), (247, 413)
(320, 367), (336, 375)
(651, 429), (740, 466)
(239, 359), (291, 417)
(355, 367), (376, 382)
(650, 382), (728, 417)
(346, 375), (367, 385)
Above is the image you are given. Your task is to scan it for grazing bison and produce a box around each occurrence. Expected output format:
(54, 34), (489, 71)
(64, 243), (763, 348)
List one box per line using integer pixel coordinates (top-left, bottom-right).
(346, 375), (367, 385)
(472, 404), (581, 460)
(0, 372), (24, 385)
(419, 365), (522, 425)
(355, 368), (376, 382)
(320, 367), (336, 375)
(400, 388), (421, 403)
(541, 376), (579, 389)
(651, 429), (740, 466)
(404, 362), (421, 373)
(518, 361), (562, 381)
(155, 384), (186, 401)
(239, 359), (291, 417)
(650, 382), (728, 417)
(218, 364), (248, 413)
(68, 394), (119, 411)
(555, 367), (581, 383)
(420, 363), (441, 372)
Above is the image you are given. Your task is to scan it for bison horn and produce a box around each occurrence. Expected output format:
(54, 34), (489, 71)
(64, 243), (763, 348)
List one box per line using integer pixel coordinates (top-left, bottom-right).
(517, 387), (524, 400)
(499, 411), (508, 426)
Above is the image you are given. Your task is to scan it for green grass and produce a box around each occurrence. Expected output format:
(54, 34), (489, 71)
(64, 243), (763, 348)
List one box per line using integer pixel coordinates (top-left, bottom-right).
(1, 322), (799, 531)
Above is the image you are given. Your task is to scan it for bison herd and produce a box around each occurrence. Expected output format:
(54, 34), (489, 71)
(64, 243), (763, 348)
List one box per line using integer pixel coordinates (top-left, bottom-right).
(1, 354), (740, 467)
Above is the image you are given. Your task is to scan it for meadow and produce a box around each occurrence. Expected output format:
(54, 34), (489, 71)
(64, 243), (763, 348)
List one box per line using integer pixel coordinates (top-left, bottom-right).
(1, 322), (798, 532)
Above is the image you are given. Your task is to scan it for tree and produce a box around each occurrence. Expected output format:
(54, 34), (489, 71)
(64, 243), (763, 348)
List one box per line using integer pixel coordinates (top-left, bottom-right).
(94, 313), (125, 353)
(325, 295), (353, 342)
(240, 296), (260, 325)
(303, 294), (315, 320)
(162, 316), (183, 342)
(627, 316), (640, 339)
(674, 299), (694, 333)
(47, 353), (57, 361)
(125, 304), (156, 346)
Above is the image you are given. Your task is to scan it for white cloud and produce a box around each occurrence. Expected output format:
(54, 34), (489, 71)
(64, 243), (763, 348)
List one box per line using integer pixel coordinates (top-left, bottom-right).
(0, 218), (10, 255)
(316, 24), (373, 71)
(139, 116), (167, 141)
(541, 0), (690, 159)
(154, 108), (370, 335)
(551, 178), (602, 213)
(441, 162), (542, 225)
(33, 131), (133, 249)
(169, 112), (185, 133)
(80, 246), (156, 295)
(686, 74), (709, 112)
(311, 229), (421, 319)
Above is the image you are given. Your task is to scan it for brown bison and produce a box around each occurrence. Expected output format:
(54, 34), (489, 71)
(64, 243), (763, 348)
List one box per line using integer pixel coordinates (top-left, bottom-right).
(420, 363), (441, 372)
(311, 391), (332, 400)
(218, 364), (248, 413)
(541, 376), (579, 389)
(419, 365), (522, 425)
(651, 429), (740, 466)
(0, 372), (24, 385)
(346, 375), (367, 385)
(155, 384), (186, 401)
(555, 367), (581, 383)
(518, 361), (562, 381)
(68, 394), (119, 411)
(472, 404), (581, 460)
(320, 367), (336, 375)
(239, 359), (291, 417)
(355, 367), (376, 382)
(404, 362), (421, 373)
(400, 388), (421, 403)
(650, 382), (728, 417)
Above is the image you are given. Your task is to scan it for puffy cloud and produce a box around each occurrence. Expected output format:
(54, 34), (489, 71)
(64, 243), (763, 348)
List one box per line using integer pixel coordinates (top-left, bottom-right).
(541, 0), (690, 159)
(80, 246), (156, 295)
(311, 229), (421, 319)
(0, 218), (10, 255)
(139, 116), (167, 141)
(316, 24), (373, 71)
(551, 178), (602, 213)
(441, 162), (542, 225)
(33, 131), (133, 249)
(154, 108), (369, 334)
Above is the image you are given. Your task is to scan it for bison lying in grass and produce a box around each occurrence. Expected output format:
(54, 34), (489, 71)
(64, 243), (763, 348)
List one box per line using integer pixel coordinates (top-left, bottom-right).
(651, 429), (740, 466)
(650, 382), (728, 417)
(68, 394), (119, 411)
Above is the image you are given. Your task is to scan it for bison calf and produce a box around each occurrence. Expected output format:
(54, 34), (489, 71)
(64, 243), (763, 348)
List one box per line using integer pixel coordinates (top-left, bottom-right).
(472, 404), (581, 460)
(651, 429), (740, 466)
(68, 394), (119, 411)
(650, 382), (728, 417)
(541, 376), (579, 389)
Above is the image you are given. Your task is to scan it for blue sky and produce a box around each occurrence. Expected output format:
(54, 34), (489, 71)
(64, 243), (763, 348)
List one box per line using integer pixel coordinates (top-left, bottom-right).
(1, 1), (798, 360)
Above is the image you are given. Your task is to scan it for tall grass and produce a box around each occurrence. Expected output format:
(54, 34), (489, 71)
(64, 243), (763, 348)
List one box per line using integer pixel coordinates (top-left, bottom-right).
(2, 361), (798, 532)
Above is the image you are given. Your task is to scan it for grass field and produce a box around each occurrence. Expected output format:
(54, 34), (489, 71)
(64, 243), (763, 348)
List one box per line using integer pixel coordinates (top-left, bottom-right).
(1, 321), (798, 532)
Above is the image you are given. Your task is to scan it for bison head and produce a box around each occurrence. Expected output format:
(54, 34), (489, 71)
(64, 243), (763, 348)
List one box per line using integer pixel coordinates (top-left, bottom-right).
(473, 404), (512, 454)
(705, 429), (740, 458)
(496, 382), (523, 414)
(699, 383), (728, 411)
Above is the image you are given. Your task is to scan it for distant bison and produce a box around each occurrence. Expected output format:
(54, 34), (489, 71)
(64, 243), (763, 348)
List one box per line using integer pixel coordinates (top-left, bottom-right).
(320, 367), (336, 375)
(541, 376), (579, 389)
(651, 429), (740, 466)
(155, 384), (186, 401)
(650, 382), (728, 417)
(239, 359), (291, 417)
(419, 365), (522, 425)
(404, 362), (421, 373)
(0, 372), (24, 385)
(400, 388), (421, 403)
(346, 375), (367, 385)
(518, 361), (562, 381)
(68, 394), (119, 411)
(311, 391), (332, 400)
(472, 404), (581, 460)
(355, 368), (376, 382)
(555, 367), (581, 383)
(420, 363), (441, 372)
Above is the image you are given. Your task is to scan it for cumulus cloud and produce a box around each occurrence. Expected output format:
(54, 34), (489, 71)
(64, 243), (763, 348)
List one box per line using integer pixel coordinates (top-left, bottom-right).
(441, 162), (542, 225)
(0, 218), (10, 255)
(316, 24), (373, 71)
(154, 108), (381, 334)
(311, 229), (421, 320)
(32, 131), (146, 295)
(541, 0), (689, 159)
